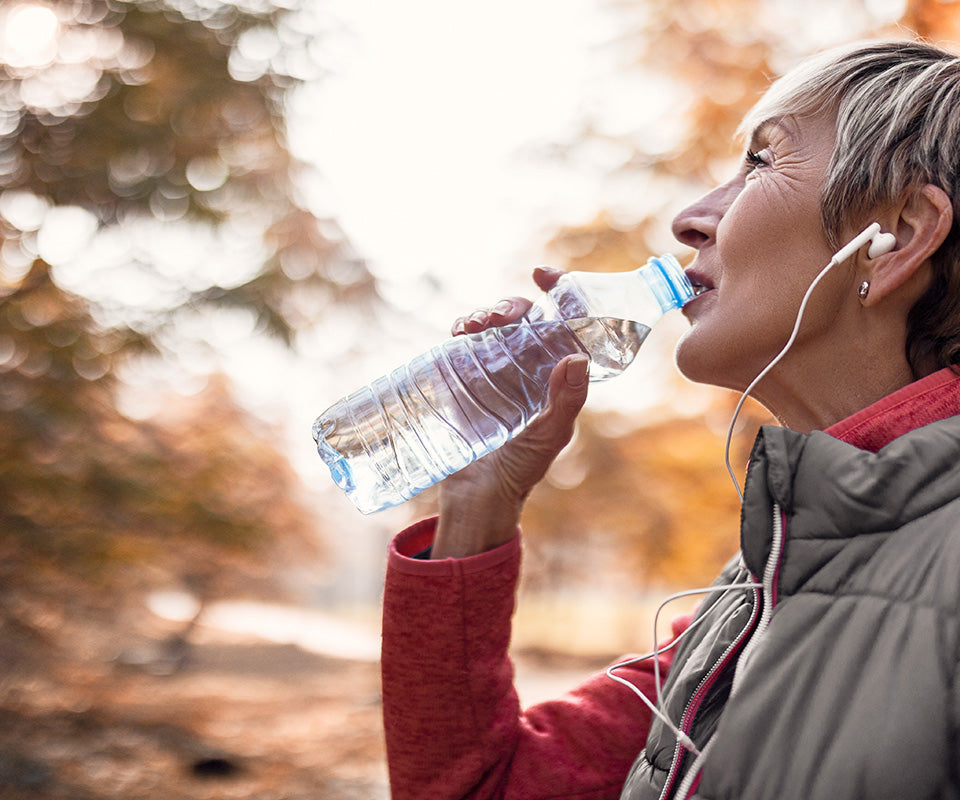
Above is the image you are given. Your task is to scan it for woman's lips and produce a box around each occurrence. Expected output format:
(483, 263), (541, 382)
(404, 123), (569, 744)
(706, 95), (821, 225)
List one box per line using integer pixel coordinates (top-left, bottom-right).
(685, 269), (714, 296)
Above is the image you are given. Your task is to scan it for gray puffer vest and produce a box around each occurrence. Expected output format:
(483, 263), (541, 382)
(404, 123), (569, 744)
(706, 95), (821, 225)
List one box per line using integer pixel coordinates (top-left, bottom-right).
(621, 418), (960, 800)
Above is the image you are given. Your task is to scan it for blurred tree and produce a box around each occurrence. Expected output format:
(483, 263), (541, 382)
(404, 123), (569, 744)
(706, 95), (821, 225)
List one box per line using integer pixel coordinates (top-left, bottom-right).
(522, 410), (745, 591)
(0, 0), (376, 336)
(0, 265), (319, 604)
(0, 1), (374, 615)
(519, 0), (960, 589)
(902, 0), (960, 39)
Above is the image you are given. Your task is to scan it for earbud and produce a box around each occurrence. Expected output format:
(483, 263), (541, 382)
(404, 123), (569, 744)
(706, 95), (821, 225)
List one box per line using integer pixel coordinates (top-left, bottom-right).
(831, 222), (896, 264)
(867, 231), (896, 259)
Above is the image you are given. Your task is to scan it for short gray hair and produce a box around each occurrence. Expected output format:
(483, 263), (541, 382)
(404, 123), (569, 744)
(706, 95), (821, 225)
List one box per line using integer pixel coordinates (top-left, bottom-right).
(741, 40), (960, 374)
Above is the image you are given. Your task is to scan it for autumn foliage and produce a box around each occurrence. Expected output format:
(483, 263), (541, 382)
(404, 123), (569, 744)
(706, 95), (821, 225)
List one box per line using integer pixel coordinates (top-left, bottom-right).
(0, 0), (373, 611)
(0, 260), (320, 609)
(1, 0), (959, 796)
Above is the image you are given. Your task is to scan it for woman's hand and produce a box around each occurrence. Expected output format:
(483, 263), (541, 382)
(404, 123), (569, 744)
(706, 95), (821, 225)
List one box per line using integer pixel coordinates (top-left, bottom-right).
(431, 268), (590, 559)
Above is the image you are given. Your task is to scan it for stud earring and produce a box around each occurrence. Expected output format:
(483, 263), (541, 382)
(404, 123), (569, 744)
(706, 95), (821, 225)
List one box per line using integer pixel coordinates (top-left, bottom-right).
(858, 280), (870, 300)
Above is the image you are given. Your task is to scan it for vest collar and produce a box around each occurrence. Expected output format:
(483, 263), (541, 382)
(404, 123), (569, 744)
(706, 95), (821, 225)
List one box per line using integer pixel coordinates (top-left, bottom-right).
(740, 368), (960, 592)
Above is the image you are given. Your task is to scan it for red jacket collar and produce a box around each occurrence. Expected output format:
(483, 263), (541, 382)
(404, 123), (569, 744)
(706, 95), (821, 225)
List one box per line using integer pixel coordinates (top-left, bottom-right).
(824, 367), (960, 452)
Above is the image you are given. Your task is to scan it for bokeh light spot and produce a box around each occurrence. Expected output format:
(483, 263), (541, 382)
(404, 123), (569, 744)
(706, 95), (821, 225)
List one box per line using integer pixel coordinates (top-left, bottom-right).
(36, 205), (98, 266)
(186, 156), (229, 192)
(2, 4), (59, 69)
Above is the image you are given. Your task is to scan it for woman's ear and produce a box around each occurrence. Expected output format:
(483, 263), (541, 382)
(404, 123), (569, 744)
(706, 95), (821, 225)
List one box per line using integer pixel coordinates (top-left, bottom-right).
(859, 184), (953, 306)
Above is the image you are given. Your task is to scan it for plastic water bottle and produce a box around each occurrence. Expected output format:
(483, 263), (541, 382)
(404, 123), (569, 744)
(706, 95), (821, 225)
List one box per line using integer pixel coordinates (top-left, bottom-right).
(313, 255), (695, 513)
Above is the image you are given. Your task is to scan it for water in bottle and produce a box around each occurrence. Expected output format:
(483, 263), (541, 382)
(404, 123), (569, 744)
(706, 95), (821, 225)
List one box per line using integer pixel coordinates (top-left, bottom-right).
(313, 255), (695, 514)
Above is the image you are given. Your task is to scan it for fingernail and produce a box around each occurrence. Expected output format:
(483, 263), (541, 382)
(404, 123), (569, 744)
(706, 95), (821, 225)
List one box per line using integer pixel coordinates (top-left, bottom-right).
(565, 356), (589, 386)
(491, 300), (513, 316)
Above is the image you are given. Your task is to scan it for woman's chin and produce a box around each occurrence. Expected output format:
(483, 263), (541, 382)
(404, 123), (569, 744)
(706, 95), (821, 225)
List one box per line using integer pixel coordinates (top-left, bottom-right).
(674, 329), (722, 387)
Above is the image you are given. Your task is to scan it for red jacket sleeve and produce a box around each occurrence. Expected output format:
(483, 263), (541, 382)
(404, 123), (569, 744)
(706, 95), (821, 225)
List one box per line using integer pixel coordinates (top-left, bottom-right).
(381, 517), (690, 800)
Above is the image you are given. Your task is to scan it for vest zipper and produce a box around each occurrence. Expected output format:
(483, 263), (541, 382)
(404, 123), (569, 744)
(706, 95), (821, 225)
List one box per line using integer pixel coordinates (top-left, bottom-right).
(661, 502), (786, 799)
(731, 503), (784, 695)
(656, 581), (761, 800)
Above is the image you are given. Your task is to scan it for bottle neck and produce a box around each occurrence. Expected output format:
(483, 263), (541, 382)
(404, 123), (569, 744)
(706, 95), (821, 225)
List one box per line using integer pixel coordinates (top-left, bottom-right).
(548, 255), (694, 326)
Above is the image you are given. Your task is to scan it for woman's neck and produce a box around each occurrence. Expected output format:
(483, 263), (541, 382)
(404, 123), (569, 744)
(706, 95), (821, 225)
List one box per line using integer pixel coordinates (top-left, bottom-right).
(750, 353), (917, 433)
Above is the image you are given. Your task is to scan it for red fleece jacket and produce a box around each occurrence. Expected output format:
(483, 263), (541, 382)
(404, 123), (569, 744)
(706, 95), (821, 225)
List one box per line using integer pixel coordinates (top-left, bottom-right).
(382, 518), (689, 799)
(380, 367), (960, 800)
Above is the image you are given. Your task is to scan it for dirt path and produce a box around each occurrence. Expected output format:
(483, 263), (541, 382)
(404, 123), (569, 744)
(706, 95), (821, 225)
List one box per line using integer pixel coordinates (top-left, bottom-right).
(1, 618), (389, 800)
(0, 598), (618, 800)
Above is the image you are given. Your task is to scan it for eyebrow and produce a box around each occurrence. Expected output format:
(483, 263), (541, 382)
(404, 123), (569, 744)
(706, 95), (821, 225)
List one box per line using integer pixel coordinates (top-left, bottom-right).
(748, 117), (795, 150)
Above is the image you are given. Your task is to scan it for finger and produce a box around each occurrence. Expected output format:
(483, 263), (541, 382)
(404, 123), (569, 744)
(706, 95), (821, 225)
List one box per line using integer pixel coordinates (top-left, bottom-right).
(451, 311), (491, 335)
(463, 310), (489, 334)
(533, 266), (565, 292)
(488, 297), (533, 324)
(553, 354), (590, 418)
(538, 354), (589, 437)
(451, 297), (533, 336)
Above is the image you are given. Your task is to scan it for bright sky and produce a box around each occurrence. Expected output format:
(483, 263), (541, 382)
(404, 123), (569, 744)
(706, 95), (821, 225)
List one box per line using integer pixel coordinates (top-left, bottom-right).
(279, 0), (645, 517)
(289, 0), (612, 308)
(275, 0), (719, 527)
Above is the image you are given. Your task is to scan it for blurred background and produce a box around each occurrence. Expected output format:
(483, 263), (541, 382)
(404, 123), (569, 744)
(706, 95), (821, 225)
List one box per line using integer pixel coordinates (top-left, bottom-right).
(1, 0), (957, 797)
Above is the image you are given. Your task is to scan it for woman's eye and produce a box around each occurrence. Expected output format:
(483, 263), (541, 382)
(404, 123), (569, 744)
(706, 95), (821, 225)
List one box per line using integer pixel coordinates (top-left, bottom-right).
(744, 148), (770, 174)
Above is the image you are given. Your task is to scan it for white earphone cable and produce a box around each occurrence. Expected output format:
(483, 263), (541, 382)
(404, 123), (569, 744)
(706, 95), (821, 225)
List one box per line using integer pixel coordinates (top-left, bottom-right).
(605, 579), (761, 755)
(723, 223), (882, 500)
(722, 255), (837, 500)
(605, 223), (887, 761)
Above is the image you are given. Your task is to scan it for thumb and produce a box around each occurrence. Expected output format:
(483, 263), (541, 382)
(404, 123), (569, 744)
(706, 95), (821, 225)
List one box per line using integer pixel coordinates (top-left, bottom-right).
(549, 354), (590, 422)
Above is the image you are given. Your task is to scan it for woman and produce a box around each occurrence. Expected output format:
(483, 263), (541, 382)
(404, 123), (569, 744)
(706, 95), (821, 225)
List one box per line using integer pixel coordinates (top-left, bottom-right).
(380, 39), (960, 799)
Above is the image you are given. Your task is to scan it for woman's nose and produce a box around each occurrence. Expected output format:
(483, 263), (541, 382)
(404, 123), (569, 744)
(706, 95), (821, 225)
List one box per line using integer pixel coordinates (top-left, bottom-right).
(671, 180), (738, 250)
(671, 208), (712, 249)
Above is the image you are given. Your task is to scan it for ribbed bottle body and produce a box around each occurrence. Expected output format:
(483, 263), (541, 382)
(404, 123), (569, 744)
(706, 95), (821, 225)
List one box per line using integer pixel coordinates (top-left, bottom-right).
(313, 255), (691, 513)
(315, 318), (588, 513)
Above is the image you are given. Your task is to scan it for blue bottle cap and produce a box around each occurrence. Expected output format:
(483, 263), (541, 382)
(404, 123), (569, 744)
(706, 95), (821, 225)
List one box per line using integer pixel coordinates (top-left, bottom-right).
(645, 254), (695, 311)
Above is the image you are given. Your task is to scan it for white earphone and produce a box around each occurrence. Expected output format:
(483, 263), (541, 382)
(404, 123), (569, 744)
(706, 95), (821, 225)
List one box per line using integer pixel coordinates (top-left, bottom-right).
(868, 230), (897, 259)
(724, 221), (895, 499)
(834, 221), (896, 262)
